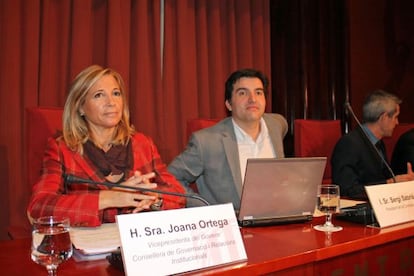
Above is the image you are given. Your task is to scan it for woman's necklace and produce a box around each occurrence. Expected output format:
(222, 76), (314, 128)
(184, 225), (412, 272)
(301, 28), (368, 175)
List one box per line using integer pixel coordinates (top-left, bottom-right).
(95, 141), (112, 152)
(101, 143), (112, 152)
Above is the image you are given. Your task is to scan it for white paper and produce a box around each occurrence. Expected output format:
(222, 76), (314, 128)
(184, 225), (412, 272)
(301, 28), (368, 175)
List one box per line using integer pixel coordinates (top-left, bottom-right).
(70, 223), (120, 255)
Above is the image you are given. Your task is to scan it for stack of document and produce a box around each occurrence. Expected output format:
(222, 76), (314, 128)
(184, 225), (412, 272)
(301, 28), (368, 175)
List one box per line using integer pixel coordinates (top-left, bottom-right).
(70, 223), (121, 261)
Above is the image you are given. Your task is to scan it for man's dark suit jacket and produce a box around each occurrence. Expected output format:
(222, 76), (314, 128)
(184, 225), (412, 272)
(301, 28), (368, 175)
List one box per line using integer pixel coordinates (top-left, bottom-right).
(391, 128), (414, 175)
(331, 127), (393, 199)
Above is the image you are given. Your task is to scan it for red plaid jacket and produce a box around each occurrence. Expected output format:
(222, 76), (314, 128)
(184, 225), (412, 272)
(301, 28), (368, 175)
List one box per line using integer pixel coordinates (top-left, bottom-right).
(27, 133), (186, 227)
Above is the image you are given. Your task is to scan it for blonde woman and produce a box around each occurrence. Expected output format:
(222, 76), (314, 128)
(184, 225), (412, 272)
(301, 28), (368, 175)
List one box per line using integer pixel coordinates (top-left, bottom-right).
(27, 65), (185, 227)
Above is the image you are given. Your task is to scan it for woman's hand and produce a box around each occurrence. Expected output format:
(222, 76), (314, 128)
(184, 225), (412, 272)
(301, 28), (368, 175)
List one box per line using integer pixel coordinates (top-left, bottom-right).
(98, 170), (161, 212)
(125, 171), (162, 213)
(123, 171), (157, 188)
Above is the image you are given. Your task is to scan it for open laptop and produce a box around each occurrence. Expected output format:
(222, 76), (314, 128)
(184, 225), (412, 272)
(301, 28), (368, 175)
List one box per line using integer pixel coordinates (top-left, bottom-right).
(238, 157), (327, 227)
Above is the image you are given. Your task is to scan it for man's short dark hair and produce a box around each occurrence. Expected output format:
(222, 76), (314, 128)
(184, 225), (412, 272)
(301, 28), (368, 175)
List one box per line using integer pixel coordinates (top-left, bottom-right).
(224, 68), (269, 102)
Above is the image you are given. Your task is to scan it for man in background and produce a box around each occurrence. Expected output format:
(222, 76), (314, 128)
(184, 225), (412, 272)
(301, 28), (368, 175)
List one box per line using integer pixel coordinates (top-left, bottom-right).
(331, 90), (414, 199)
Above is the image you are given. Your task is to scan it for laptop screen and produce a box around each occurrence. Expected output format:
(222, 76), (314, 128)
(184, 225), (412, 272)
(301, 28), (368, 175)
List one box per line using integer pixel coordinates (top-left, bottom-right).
(238, 157), (327, 226)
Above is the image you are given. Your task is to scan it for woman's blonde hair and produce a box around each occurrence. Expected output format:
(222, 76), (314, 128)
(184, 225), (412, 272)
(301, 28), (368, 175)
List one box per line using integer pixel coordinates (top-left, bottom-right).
(62, 65), (134, 153)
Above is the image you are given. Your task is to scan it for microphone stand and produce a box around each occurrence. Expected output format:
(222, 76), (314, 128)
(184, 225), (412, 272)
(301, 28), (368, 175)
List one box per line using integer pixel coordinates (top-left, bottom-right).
(344, 102), (396, 183)
(64, 174), (210, 206)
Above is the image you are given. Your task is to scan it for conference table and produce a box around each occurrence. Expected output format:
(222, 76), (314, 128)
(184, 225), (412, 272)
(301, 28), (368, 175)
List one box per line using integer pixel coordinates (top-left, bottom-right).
(2, 215), (414, 275)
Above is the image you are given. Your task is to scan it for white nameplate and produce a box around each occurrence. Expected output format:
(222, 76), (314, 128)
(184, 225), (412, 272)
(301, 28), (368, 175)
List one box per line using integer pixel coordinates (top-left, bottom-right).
(116, 203), (247, 276)
(365, 181), (414, 228)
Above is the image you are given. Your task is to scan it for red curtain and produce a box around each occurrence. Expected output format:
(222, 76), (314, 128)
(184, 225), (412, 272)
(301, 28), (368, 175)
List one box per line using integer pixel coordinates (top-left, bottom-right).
(161, 0), (271, 159)
(0, 0), (162, 237)
(0, 0), (270, 238)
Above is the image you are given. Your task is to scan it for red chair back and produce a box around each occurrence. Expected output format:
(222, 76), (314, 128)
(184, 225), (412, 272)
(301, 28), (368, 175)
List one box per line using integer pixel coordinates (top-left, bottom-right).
(294, 119), (342, 184)
(186, 118), (220, 140)
(8, 107), (63, 239)
(26, 107), (64, 188)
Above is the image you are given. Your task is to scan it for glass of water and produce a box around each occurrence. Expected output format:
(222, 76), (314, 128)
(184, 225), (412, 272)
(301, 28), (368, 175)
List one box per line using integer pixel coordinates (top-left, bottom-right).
(31, 216), (73, 275)
(314, 185), (343, 232)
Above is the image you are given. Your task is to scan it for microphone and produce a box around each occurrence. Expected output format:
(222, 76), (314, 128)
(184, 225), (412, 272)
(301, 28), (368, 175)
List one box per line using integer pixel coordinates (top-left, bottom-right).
(344, 102), (396, 183)
(64, 174), (210, 206)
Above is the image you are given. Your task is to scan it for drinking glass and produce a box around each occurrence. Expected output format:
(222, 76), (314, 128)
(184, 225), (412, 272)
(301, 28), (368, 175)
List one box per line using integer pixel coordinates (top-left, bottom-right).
(314, 185), (343, 232)
(31, 216), (73, 275)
